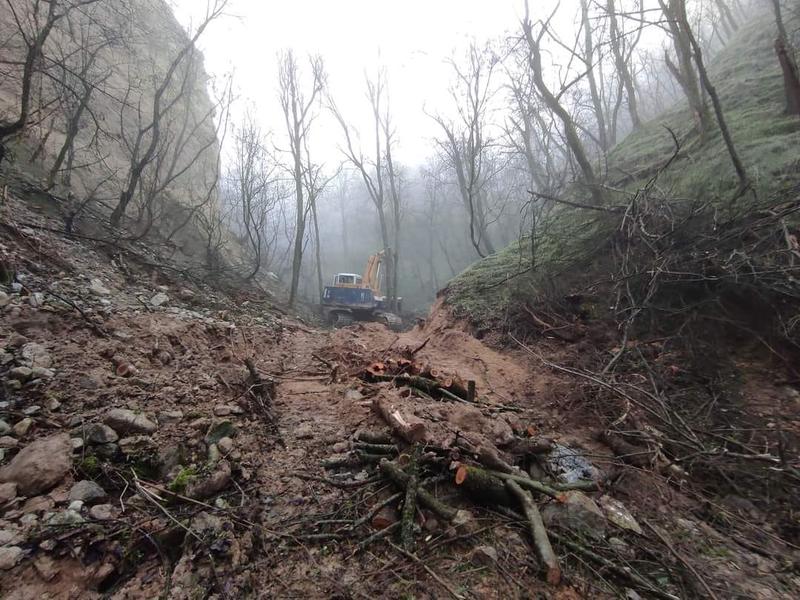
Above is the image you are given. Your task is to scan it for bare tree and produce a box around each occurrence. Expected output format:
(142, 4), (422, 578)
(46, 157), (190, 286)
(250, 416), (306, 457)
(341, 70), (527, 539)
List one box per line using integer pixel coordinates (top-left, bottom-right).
(109, 0), (226, 227)
(431, 43), (499, 257)
(606, 0), (642, 129)
(771, 0), (800, 116)
(278, 50), (325, 307)
(0, 0), (100, 164)
(330, 67), (401, 306)
(522, 2), (603, 206)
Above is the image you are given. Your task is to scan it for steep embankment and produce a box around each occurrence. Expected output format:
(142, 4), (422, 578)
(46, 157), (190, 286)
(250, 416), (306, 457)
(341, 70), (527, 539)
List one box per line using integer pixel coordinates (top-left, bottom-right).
(445, 9), (800, 330)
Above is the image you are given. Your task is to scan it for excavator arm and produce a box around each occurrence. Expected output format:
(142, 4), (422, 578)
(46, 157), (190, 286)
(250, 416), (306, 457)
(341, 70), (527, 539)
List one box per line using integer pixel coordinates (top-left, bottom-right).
(362, 250), (385, 295)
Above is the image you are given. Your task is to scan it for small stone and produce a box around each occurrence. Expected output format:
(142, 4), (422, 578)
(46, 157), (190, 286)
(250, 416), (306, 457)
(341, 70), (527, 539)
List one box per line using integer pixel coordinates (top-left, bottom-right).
(8, 367), (32, 382)
(71, 438), (84, 452)
(47, 509), (84, 526)
(22, 495), (54, 514)
(332, 441), (349, 453)
(68, 500), (84, 512)
(20, 343), (51, 369)
(6, 381), (21, 391)
(33, 555), (59, 581)
(213, 405), (232, 417)
(30, 367), (54, 380)
(89, 279), (110, 296)
(44, 397), (61, 411)
(69, 480), (106, 504)
(22, 406), (41, 416)
(0, 437), (18, 449)
(114, 362), (138, 377)
(93, 443), (119, 459)
(89, 504), (114, 521)
(371, 506), (399, 530)
(0, 483), (18, 505)
(207, 444), (221, 464)
(104, 409), (157, 435)
(344, 389), (364, 402)
(158, 410), (183, 423)
(12, 418), (33, 438)
(217, 437), (234, 454)
(0, 527), (23, 546)
(186, 460), (232, 499)
(178, 289), (195, 301)
(0, 291), (9, 307)
(599, 495), (643, 535)
(295, 423), (314, 439)
(0, 421), (10, 436)
(150, 292), (170, 307)
(470, 545), (498, 566)
(86, 423), (119, 444)
(0, 546), (22, 570)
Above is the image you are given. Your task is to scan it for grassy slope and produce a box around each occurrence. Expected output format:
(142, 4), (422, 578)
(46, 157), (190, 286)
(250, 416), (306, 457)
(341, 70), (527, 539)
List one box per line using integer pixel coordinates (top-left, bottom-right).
(445, 10), (800, 328)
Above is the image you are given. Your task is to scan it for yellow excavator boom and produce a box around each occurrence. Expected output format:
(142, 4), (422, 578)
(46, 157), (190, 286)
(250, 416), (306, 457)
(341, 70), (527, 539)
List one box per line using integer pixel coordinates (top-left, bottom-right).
(362, 250), (385, 295)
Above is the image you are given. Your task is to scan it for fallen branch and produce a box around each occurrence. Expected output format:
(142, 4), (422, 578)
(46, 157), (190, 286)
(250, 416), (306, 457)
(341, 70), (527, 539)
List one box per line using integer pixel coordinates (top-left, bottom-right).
(401, 446), (421, 551)
(505, 479), (561, 585)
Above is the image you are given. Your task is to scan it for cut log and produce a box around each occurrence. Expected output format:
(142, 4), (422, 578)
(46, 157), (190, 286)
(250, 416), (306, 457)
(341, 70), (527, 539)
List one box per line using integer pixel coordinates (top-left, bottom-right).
(454, 464), (514, 506)
(373, 397), (427, 443)
(455, 465), (563, 499)
(401, 446), (421, 550)
(355, 429), (393, 445)
(379, 459), (471, 529)
(506, 479), (561, 585)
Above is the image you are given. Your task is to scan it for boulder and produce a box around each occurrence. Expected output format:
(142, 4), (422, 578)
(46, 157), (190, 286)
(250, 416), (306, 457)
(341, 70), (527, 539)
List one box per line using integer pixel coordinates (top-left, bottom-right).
(104, 409), (157, 435)
(86, 423), (119, 444)
(68, 480), (107, 504)
(0, 433), (72, 496)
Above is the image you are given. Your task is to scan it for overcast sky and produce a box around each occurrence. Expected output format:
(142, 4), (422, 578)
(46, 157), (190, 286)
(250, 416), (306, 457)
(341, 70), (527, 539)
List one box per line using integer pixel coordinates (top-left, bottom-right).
(169, 0), (566, 167)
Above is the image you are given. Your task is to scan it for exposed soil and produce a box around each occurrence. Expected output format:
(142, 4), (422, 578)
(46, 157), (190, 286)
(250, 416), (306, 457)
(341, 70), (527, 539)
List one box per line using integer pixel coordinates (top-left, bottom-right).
(1, 194), (798, 599)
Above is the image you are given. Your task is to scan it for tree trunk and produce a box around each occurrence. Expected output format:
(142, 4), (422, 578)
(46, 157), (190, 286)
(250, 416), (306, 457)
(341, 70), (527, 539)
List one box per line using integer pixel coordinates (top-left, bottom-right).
(582, 0), (609, 151)
(607, 0), (642, 129)
(772, 0), (800, 116)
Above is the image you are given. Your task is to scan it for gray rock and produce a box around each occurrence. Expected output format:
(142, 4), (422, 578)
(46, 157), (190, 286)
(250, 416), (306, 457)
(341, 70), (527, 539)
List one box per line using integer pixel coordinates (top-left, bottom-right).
(541, 491), (607, 539)
(12, 418), (32, 438)
(0, 421), (10, 436)
(47, 509), (84, 526)
(0, 352), (12, 366)
(21, 406), (41, 416)
(0, 483), (17, 505)
(158, 410), (183, 423)
(295, 423), (314, 439)
(104, 409), (157, 435)
(68, 480), (106, 504)
(44, 397), (61, 412)
(598, 495), (642, 535)
(0, 433), (72, 496)
(546, 444), (602, 484)
(213, 404), (243, 417)
(0, 546), (22, 570)
(67, 500), (84, 512)
(207, 444), (221, 464)
(30, 367), (54, 380)
(178, 289), (195, 301)
(8, 367), (32, 382)
(89, 279), (110, 296)
(0, 527), (23, 546)
(150, 292), (170, 307)
(0, 291), (9, 308)
(33, 555), (59, 581)
(20, 343), (51, 369)
(217, 437), (234, 454)
(89, 504), (114, 521)
(0, 437), (18, 449)
(6, 381), (21, 391)
(93, 443), (119, 459)
(205, 419), (236, 444)
(86, 423), (119, 444)
(70, 438), (84, 452)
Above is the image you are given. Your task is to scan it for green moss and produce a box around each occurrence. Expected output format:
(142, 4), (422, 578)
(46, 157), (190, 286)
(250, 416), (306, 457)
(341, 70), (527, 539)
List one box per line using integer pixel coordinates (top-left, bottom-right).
(77, 455), (101, 477)
(445, 10), (800, 328)
(168, 466), (197, 494)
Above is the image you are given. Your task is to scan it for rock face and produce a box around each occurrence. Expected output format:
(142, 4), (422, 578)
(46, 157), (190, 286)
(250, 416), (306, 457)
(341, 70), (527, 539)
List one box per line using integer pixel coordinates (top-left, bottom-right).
(0, 434), (72, 496)
(104, 409), (157, 435)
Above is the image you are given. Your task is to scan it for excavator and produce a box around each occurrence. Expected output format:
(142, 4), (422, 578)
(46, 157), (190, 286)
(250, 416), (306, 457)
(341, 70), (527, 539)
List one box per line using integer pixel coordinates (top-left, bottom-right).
(321, 250), (402, 329)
